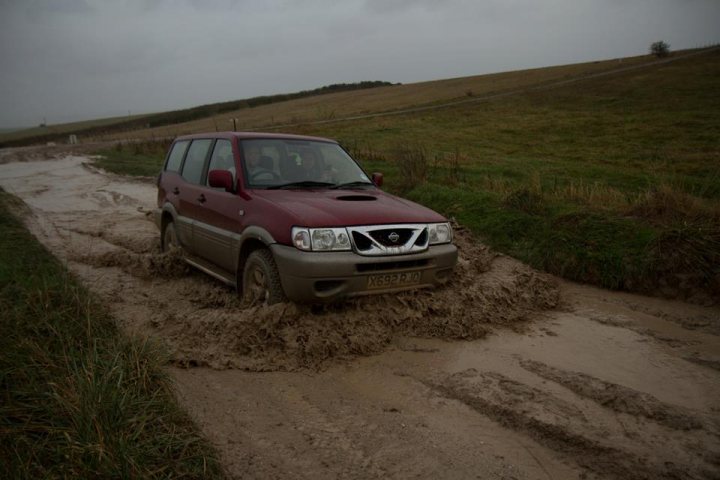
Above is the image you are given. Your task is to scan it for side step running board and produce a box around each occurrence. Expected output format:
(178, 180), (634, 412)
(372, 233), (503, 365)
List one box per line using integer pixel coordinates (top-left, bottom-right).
(184, 256), (236, 286)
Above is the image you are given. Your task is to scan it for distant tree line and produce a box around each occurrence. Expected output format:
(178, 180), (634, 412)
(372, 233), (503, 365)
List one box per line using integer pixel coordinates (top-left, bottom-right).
(134, 81), (395, 130)
(0, 81), (395, 148)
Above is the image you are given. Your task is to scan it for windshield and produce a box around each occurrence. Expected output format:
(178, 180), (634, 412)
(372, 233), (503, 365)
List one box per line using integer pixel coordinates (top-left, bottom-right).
(240, 139), (373, 189)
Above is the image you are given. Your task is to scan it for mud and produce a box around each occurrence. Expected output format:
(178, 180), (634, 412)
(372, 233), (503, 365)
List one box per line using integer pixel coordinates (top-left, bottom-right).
(67, 223), (558, 371)
(156, 232), (559, 370)
(70, 247), (190, 279)
(429, 369), (714, 480)
(519, 359), (705, 431)
(1, 152), (719, 479)
(0, 143), (108, 165)
(684, 355), (720, 373)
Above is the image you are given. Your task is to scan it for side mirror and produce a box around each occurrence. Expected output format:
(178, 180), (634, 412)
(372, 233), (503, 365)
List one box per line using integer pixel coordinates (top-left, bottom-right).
(208, 169), (234, 193)
(371, 172), (384, 187)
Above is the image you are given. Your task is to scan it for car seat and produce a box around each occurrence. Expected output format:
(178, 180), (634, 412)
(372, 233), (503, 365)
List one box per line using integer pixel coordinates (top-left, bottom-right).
(259, 155), (274, 171)
(279, 155), (302, 181)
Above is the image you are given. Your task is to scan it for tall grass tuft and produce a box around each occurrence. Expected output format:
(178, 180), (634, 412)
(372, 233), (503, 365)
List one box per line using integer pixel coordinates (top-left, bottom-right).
(628, 183), (720, 223)
(0, 190), (224, 478)
(649, 221), (720, 283)
(394, 144), (429, 191)
(504, 187), (545, 215)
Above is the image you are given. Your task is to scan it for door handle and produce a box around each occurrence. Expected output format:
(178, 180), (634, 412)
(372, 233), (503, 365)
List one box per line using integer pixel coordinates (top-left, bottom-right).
(197, 194), (206, 203)
(172, 187), (180, 195)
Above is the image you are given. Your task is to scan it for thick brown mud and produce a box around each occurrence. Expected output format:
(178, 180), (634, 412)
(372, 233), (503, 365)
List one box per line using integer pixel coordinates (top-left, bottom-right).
(157, 238), (558, 371)
(1, 153), (719, 479)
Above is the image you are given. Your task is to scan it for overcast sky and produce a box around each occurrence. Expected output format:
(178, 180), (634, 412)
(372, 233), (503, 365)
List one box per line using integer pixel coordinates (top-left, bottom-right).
(0, 0), (718, 128)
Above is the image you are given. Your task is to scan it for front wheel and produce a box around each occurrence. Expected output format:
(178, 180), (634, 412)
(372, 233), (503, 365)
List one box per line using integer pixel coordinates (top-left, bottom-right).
(242, 249), (286, 306)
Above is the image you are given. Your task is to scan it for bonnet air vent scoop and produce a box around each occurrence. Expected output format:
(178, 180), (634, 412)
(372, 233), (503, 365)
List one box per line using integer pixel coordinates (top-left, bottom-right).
(335, 195), (377, 201)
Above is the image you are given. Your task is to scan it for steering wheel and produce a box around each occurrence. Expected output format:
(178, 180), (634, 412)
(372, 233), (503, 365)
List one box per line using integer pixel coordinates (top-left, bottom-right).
(250, 169), (280, 182)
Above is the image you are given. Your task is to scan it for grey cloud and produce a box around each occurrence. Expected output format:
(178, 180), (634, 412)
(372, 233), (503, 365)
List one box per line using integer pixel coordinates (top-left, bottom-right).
(18, 0), (93, 16)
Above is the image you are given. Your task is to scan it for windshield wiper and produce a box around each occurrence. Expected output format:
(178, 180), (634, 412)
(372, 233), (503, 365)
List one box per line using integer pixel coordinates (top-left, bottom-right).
(266, 181), (335, 190)
(330, 181), (375, 189)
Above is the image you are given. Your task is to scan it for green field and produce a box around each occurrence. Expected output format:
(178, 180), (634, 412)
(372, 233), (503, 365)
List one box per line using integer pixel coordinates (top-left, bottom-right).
(93, 49), (720, 298)
(0, 191), (223, 478)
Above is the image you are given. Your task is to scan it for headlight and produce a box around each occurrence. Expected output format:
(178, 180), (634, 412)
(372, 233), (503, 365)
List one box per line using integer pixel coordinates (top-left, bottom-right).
(428, 222), (452, 245)
(291, 227), (351, 251)
(292, 228), (311, 250)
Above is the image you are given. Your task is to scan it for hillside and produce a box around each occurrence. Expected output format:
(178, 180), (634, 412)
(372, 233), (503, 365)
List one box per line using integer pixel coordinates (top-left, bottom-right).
(0, 82), (393, 147)
(289, 48), (720, 299)
(92, 53), (666, 142)
(0, 113), (151, 145)
(92, 47), (720, 300)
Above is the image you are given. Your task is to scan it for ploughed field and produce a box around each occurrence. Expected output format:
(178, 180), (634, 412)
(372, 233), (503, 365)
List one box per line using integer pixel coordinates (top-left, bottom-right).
(1, 150), (719, 479)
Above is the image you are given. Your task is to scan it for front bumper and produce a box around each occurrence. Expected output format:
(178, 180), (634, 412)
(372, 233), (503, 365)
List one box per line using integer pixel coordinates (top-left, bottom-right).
(271, 243), (458, 302)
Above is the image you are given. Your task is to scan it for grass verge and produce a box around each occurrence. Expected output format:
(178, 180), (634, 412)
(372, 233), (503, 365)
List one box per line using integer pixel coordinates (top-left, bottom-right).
(93, 140), (170, 177)
(0, 190), (224, 478)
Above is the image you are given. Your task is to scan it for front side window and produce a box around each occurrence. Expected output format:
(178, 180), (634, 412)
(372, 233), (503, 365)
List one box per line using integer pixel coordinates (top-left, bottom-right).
(206, 139), (235, 187)
(181, 139), (212, 185)
(241, 139), (371, 189)
(165, 140), (189, 172)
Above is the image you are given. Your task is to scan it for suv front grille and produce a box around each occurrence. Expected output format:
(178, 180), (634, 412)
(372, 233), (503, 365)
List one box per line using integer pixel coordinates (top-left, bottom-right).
(369, 228), (415, 247)
(348, 224), (429, 256)
(351, 231), (373, 251)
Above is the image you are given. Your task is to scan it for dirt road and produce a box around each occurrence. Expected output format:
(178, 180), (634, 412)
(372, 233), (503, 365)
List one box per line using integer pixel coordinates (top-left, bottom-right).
(1, 153), (719, 479)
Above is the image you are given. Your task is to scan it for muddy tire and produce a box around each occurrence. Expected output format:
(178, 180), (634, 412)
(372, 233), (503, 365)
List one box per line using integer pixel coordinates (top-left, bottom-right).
(242, 249), (286, 306)
(162, 221), (180, 253)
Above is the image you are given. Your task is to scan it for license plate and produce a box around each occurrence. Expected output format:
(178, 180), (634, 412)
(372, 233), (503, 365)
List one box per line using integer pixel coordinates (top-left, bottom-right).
(367, 271), (422, 289)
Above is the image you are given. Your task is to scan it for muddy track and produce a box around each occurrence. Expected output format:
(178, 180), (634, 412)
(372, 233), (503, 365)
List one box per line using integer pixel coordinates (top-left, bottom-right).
(1, 152), (719, 479)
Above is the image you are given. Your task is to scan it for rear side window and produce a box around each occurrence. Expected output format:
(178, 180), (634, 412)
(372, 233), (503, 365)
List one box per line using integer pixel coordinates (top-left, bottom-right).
(181, 139), (213, 184)
(165, 140), (189, 172)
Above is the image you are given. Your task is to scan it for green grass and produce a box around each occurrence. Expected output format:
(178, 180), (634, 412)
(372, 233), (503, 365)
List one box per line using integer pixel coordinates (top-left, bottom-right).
(94, 141), (170, 177)
(0, 190), (224, 478)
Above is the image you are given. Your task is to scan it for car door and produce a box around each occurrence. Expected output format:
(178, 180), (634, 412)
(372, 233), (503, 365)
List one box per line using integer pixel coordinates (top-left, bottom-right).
(193, 138), (245, 273)
(176, 138), (214, 255)
(161, 140), (191, 247)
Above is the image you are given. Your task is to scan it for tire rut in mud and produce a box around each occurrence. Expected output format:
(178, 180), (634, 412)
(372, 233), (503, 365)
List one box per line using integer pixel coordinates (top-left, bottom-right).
(424, 368), (720, 480)
(519, 359), (708, 432)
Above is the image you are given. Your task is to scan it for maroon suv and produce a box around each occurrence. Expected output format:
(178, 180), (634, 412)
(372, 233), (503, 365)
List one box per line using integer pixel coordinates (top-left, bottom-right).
(154, 132), (457, 303)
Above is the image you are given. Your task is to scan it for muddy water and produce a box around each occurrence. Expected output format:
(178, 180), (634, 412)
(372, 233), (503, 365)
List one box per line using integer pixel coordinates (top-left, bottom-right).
(1, 154), (719, 479)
